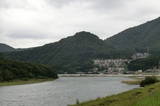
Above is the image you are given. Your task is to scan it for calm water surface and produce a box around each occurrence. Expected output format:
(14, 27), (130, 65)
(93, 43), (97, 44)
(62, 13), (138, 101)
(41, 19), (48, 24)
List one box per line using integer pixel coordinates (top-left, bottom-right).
(0, 77), (138, 106)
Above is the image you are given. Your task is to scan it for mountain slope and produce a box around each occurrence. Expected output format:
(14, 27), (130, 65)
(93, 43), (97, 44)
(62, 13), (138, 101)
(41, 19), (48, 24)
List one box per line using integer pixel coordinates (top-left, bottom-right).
(0, 43), (15, 52)
(5, 17), (160, 73)
(6, 31), (113, 73)
(105, 17), (160, 53)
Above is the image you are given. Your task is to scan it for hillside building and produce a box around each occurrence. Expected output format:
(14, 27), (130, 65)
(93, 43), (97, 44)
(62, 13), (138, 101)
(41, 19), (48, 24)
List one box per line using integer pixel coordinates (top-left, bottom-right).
(93, 59), (130, 74)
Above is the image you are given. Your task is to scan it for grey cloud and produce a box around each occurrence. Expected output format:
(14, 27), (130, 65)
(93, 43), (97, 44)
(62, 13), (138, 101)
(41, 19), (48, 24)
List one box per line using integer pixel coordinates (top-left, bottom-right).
(47, 0), (128, 10)
(0, 0), (160, 48)
(0, 0), (29, 9)
(7, 31), (50, 39)
(89, 0), (128, 10)
(0, 0), (128, 11)
(46, 0), (75, 8)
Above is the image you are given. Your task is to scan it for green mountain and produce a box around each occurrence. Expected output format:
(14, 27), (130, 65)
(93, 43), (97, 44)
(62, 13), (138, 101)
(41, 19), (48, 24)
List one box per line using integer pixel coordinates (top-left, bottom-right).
(0, 43), (15, 52)
(105, 17), (160, 53)
(5, 17), (160, 73)
(6, 31), (113, 73)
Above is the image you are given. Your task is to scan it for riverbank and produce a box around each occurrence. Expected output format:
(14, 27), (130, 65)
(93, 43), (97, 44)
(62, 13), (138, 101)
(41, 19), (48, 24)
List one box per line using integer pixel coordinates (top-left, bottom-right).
(122, 80), (141, 85)
(71, 82), (160, 106)
(59, 74), (160, 77)
(0, 78), (56, 86)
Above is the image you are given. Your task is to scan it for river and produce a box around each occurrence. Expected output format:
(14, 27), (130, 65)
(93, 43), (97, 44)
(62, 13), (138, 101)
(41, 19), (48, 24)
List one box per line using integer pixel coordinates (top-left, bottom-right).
(0, 77), (138, 106)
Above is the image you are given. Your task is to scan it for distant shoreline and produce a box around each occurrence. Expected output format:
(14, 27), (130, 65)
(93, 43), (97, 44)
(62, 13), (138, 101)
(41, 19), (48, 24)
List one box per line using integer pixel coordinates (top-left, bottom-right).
(58, 74), (160, 77)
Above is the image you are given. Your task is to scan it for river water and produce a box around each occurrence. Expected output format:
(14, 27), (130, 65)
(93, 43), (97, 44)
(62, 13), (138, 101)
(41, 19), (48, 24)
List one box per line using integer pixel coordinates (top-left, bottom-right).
(0, 77), (138, 106)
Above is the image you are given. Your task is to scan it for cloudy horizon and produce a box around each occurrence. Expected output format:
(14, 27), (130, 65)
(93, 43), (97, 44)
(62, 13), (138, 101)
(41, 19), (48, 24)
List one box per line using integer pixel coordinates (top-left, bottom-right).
(0, 0), (160, 48)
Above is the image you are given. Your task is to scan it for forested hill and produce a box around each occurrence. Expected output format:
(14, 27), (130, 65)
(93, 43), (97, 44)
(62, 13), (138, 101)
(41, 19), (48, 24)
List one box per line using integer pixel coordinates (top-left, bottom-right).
(4, 17), (160, 73)
(6, 31), (114, 73)
(0, 59), (58, 81)
(104, 17), (160, 53)
(0, 43), (15, 52)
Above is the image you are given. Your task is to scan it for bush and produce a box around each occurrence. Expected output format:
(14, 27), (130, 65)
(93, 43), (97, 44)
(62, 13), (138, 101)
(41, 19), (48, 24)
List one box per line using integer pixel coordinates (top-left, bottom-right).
(76, 99), (80, 105)
(140, 76), (159, 87)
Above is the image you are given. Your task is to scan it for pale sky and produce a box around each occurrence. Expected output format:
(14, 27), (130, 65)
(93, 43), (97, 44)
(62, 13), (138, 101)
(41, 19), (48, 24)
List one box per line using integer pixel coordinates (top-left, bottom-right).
(0, 0), (160, 48)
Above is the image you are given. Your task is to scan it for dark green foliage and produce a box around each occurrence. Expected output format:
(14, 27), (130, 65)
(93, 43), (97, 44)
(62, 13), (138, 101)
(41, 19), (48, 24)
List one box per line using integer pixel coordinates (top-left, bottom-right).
(127, 56), (160, 71)
(76, 99), (80, 104)
(53, 60), (95, 74)
(0, 53), (4, 59)
(0, 59), (58, 82)
(0, 43), (15, 52)
(5, 31), (113, 73)
(105, 17), (160, 53)
(140, 76), (159, 87)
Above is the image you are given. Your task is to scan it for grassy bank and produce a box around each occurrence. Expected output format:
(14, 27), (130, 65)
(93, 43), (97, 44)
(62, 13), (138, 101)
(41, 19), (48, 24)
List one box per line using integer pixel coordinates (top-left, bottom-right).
(0, 78), (56, 86)
(122, 80), (141, 85)
(71, 82), (160, 106)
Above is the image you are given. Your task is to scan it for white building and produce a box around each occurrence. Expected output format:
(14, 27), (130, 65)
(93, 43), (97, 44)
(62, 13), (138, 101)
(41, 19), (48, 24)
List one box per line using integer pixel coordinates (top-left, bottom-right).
(131, 53), (149, 60)
(93, 59), (130, 73)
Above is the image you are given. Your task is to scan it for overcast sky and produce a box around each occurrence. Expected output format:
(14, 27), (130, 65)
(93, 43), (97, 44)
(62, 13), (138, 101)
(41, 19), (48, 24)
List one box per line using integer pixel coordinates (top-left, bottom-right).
(0, 0), (160, 48)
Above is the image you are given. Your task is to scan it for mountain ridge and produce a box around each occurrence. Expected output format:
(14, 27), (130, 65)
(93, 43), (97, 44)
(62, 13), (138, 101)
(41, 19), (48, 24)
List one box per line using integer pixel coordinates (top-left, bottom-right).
(104, 17), (160, 53)
(0, 43), (15, 52)
(3, 17), (160, 73)
(6, 31), (113, 73)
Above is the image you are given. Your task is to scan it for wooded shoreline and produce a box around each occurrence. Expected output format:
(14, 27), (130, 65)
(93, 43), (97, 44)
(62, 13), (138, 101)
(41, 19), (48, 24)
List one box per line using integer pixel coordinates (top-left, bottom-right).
(0, 78), (56, 87)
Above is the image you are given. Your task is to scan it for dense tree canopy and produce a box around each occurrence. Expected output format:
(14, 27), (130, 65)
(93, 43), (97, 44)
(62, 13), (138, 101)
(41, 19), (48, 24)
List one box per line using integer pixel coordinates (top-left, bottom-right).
(0, 59), (58, 81)
(0, 43), (15, 52)
(5, 31), (113, 73)
(127, 56), (160, 71)
(105, 17), (160, 53)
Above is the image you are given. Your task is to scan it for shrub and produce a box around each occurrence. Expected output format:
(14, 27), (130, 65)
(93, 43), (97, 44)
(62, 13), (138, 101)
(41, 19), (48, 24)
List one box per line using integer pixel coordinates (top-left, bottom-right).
(140, 76), (159, 87)
(76, 99), (80, 104)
